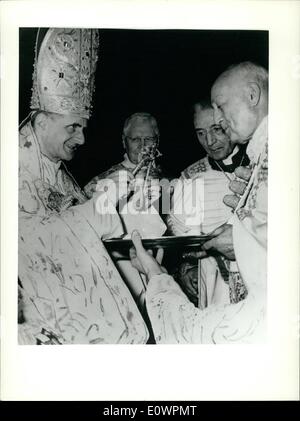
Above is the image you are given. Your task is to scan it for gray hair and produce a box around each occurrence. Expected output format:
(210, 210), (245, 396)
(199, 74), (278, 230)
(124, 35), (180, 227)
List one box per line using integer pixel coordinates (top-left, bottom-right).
(222, 61), (268, 94)
(123, 112), (160, 138)
(194, 99), (212, 112)
(193, 100), (213, 126)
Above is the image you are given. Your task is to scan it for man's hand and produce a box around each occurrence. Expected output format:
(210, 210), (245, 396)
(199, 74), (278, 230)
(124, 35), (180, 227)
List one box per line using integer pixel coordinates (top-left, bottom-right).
(177, 263), (199, 303)
(202, 223), (235, 260)
(183, 224), (235, 261)
(129, 230), (166, 280)
(223, 166), (252, 211)
(183, 250), (207, 260)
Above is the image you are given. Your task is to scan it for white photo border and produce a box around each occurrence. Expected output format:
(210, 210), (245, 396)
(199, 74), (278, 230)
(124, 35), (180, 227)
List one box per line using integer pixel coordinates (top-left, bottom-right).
(1, 0), (299, 401)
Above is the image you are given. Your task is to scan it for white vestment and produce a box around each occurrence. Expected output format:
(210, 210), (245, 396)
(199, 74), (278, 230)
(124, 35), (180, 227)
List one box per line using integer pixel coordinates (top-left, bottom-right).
(232, 117), (268, 307)
(167, 151), (245, 308)
(146, 118), (268, 343)
(84, 154), (166, 309)
(18, 121), (149, 344)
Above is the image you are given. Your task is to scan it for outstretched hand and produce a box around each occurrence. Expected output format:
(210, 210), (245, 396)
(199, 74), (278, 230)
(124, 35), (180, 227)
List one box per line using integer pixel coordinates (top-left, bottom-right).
(129, 230), (166, 280)
(183, 223), (235, 261)
(202, 223), (235, 260)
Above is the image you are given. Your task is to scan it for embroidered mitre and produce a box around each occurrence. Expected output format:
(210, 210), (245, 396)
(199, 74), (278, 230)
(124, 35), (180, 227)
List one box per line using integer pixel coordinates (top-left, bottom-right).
(30, 28), (99, 119)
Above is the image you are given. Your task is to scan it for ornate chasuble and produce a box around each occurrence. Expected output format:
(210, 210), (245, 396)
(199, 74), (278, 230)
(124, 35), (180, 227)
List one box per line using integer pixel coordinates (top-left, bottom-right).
(18, 121), (149, 344)
(232, 117), (268, 302)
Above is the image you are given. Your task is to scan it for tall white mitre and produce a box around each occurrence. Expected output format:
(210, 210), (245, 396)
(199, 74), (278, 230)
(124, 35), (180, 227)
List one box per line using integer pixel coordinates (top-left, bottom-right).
(30, 27), (100, 119)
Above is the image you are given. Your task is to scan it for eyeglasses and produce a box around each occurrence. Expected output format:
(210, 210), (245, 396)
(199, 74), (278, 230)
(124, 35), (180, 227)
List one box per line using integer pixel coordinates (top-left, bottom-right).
(195, 124), (225, 138)
(126, 136), (158, 146)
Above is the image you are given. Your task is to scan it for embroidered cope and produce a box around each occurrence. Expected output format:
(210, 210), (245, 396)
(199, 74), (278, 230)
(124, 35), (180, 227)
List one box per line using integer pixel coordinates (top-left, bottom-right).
(18, 121), (149, 344)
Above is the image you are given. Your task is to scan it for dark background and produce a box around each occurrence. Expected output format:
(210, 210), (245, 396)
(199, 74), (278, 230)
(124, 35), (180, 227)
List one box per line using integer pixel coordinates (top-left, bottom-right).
(19, 29), (268, 187)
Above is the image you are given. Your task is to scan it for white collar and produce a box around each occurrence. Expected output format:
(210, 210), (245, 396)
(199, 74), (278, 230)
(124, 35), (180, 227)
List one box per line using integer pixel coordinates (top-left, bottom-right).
(122, 153), (137, 169)
(222, 145), (239, 165)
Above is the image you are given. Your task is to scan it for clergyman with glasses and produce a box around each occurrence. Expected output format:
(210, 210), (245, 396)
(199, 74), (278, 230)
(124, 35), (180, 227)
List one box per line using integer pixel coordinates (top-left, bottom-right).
(84, 112), (167, 312)
(85, 112), (163, 201)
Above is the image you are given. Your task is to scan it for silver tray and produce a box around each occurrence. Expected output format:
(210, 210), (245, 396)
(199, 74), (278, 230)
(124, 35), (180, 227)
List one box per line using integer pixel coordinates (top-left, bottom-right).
(104, 235), (212, 252)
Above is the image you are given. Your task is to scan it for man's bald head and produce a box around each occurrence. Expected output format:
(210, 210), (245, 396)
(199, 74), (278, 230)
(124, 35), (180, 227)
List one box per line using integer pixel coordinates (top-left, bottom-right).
(211, 61), (268, 144)
(214, 62), (268, 96)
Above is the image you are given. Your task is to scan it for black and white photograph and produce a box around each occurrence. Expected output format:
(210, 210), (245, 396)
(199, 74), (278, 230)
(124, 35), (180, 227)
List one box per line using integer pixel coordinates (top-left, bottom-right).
(1, 0), (299, 402)
(18, 27), (268, 345)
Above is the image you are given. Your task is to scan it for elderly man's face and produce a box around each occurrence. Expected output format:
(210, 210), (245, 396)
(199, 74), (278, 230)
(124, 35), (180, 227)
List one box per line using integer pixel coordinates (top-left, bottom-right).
(211, 76), (256, 144)
(41, 113), (87, 162)
(124, 121), (158, 164)
(194, 108), (234, 161)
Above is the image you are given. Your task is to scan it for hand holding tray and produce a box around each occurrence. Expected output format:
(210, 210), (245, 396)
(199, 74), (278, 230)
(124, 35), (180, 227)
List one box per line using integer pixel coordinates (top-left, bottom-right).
(104, 234), (213, 253)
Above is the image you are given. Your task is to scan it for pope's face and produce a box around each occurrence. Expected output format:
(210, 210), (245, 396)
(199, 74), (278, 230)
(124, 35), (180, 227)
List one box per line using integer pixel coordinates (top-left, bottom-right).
(211, 76), (256, 144)
(124, 121), (158, 165)
(194, 108), (234, 161)
(42, 114), (87, 162)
